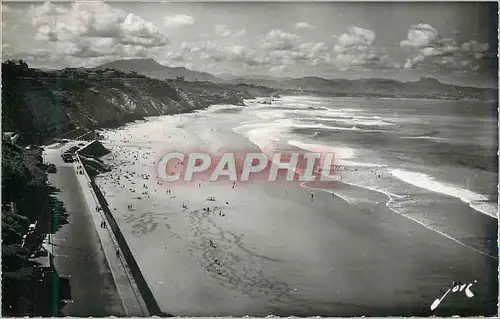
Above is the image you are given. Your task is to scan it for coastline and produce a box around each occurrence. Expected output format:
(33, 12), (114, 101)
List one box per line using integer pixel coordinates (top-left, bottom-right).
(95, 164), (498, 316)
(91, 97), (498, 316)
(74, 144), (150, 316)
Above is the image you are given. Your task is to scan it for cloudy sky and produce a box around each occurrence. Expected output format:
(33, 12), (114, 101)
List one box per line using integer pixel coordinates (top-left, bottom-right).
(2, 1), (498, 87)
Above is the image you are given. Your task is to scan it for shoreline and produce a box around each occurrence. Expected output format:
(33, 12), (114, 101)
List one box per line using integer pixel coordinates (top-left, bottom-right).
(301, 180), (498, 260)
(95, 165), (498, 316)
(96, 96), (498, 260)
(75, 143), (150, 316)
(91, 108), (497, 316)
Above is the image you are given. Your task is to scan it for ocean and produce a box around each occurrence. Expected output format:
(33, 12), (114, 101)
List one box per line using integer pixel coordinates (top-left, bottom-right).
(234, 96), (498, 216)
(202, 95), (499, 257)
(95, 95), (498, 316)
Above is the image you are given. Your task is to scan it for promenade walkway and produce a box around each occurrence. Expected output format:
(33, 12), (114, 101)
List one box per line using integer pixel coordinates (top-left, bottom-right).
(73, 153), (148, 316)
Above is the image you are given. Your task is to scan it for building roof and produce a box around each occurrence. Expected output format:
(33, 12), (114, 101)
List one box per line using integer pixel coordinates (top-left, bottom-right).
(29, 254), (52, 268)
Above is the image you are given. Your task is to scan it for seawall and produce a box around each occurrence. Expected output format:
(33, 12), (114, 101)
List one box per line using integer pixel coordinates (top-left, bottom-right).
(76, 141), (169, 317)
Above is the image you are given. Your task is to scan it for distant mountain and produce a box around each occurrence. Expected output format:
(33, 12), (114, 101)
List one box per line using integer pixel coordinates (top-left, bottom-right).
(96, 58), (221, 82)
(217, 73), (293, 81)
(95, 58), (493, 100)
(221, 75), (494, 100)
(2, 60), (278, 143)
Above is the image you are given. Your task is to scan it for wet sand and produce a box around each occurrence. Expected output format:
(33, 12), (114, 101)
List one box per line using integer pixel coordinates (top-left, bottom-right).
(95, 114), (497, 316)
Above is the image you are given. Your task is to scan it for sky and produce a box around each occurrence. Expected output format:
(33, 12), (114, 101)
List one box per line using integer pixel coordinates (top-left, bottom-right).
(1, 1), (498, 87)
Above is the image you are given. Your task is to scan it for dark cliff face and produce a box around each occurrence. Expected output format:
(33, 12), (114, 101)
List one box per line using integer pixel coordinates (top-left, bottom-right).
(2, 62), (271, 143)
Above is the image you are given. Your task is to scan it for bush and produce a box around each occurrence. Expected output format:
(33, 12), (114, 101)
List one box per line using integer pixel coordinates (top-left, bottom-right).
(1, 139), (53, 315)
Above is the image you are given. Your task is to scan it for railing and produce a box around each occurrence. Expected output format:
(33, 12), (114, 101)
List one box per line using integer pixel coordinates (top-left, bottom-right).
(76, 143), (168, 317)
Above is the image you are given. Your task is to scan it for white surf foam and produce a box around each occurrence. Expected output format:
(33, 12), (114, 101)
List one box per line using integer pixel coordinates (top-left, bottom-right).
(313, 117), (395, 127)
(401, 136), (447, 141)
(391, 169), (497, 218)
(287, 140), (355, 160)
(337, 160), (388, 168)
(255, 111), (287, 121)
(303, 178), (497, 259)
(233, 119), (294, 153)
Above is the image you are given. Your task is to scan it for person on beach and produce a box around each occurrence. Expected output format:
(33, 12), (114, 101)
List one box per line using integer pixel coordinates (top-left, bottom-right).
(209, 240), (216, 248)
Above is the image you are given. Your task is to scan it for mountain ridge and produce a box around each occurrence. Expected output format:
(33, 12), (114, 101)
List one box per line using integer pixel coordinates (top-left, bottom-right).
(96, 58), (220, 82)
(1, 60), (277, 144)
(94, 58), (495, 100)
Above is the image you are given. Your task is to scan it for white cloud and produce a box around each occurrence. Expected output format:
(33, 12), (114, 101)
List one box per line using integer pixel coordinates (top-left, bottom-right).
(215, 25), (231, 37)
(181, 36), (329, 72)
(400, 24), (491, 73)
(214, 25), (246, 37)
(164, 14), (194, 27)
(22, 0), (168, 66)
(270, 65), (288, 73)
(333, 26), (390, 70)
(234, 29), (246, 37)
(7, 1), (169, 67)
(296, 42), (330, 65)
(180, 40), (269, 68)
(156, 51), (186, 66)
(29, 1), (167, 47)
(295, 22), (313, 29)
(335, 27), (375, 52)
(261, 29), (300, 51)
(254, 29), (331, 69)
(2, 4), (24, 15)
(400, 24), (438, 47)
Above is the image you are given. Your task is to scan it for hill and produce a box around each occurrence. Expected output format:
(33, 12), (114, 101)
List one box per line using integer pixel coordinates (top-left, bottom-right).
(95, 58), (494, 100)
(96, 58), (220, 82)
(1, 60), (278, 144)
(222, 76), (494, 100)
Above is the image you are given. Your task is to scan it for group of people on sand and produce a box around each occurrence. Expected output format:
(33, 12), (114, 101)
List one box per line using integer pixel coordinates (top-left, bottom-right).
(76, 165), (85, 175)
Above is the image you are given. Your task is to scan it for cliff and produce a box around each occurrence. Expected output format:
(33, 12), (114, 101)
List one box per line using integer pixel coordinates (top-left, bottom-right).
(2, 61), (276, 143)
(96, 58), (221, 82)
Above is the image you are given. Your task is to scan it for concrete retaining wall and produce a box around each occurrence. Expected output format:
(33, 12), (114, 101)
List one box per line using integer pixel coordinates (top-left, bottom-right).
(77, 141), (168, 317)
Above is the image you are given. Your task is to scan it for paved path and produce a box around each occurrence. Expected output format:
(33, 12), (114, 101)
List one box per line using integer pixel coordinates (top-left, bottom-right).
(43, 141), (146, 316)
(73, 154), (148, 316)
(47, 161), (124, 316)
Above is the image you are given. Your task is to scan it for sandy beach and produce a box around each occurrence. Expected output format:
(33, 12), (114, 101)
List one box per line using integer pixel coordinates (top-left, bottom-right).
(95, 97), (498, 316)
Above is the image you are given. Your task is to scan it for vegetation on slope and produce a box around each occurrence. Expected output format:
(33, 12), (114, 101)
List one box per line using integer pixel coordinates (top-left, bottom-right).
(1, 139), (57, 315)
(2, 60), (278, 144)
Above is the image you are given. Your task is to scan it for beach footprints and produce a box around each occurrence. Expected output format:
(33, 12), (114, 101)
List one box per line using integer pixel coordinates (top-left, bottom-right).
(125, 211), (160, 236)
(189, 214), (291, 302)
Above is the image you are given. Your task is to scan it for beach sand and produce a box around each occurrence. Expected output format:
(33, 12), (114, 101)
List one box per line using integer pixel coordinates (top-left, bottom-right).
(95, 113), (497, 316)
